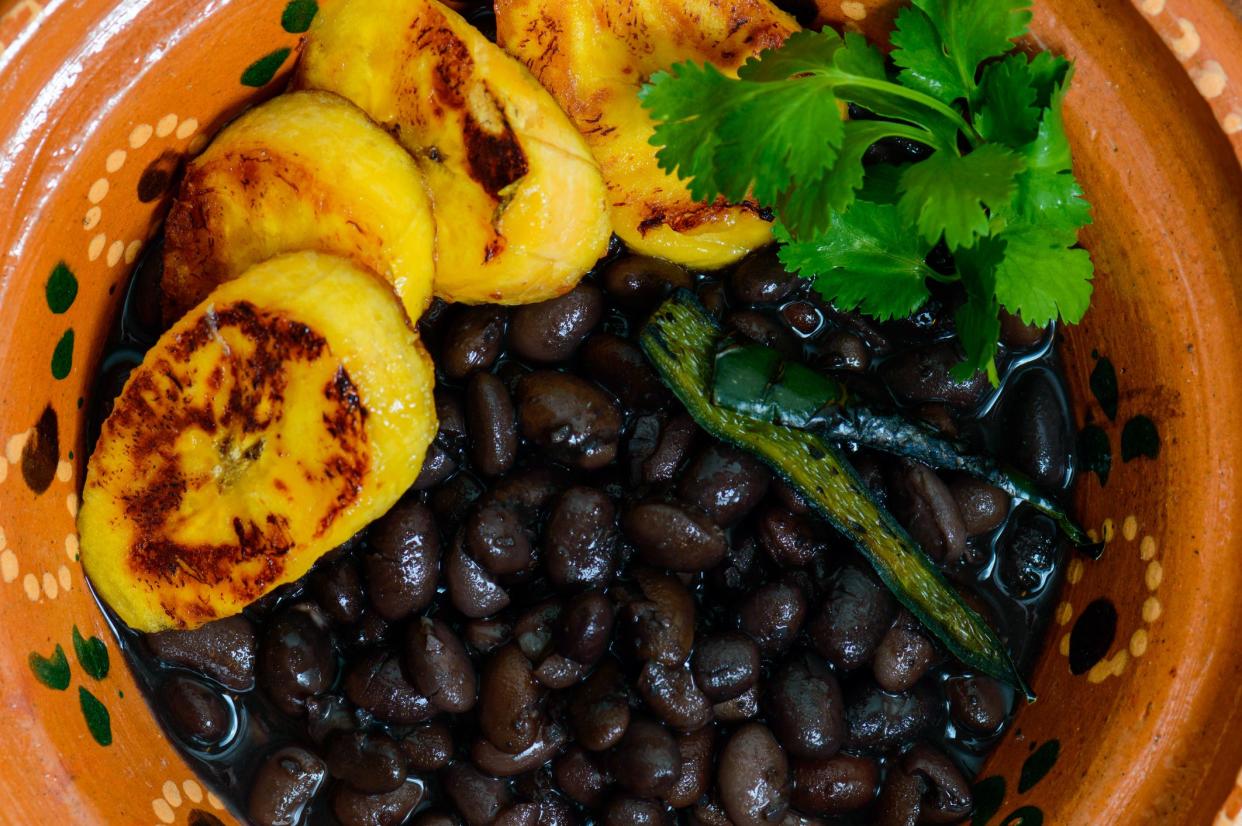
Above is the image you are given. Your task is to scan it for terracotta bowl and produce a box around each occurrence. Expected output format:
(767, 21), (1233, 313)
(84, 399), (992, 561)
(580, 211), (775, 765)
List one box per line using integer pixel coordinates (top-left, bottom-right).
(2, 0), (1242, 823)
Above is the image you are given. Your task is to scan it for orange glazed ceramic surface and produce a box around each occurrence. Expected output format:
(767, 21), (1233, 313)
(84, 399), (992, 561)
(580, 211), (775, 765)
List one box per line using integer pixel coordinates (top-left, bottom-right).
(1, 0), (1241, 824)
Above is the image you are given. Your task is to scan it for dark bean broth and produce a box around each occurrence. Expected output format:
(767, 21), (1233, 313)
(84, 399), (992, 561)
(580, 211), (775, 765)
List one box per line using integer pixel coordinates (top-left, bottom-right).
(90, 228), (1076, 825)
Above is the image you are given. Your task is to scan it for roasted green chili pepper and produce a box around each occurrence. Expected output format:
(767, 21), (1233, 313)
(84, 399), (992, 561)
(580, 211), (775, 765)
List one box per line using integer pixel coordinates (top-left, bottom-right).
(640, 291), (1033, 699)
(711, 340), (1100, 556)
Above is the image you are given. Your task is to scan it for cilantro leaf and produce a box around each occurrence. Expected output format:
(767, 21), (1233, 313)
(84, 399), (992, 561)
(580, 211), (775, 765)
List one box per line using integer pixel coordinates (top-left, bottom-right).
(898, 143), (1026, 249)
(891, 0), (1033, 106)
(952, 237), (1005, 383)
(775, 202), (936, 322)
(777, 120), (918, 237)
(1007, 65), (1091, 233)
(713, 77), (848, 205)
(974, 53), (1041, 147)
(737, 28), (847, 81)
(994, 221), (1093, 326)
(642, 61), (737, 203)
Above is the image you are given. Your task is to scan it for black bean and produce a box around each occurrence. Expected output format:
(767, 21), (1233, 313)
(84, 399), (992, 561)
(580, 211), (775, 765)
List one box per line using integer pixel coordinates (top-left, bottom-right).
(569, 658), (631, 751)
(712, 684), (761, 723)
(879, 342), (991, 408)
(691, 631), (759, 703)
(557, 590), (615, 665)
(465, 617), (513, 654)
(873, 612), (937, 693)
(157, 675), (231, 747)
(888, 462), (967, 564)
(248, 746), (326, 826)
(612, 716), (681, 797)
(513, 601), (562, 662)
(510, 283), (603, 363)
(621, 569), (696, 667)
(465, 501), (534, 575)
(781, 301), (822, 337)
(414, 442), (458, 490)
(664, 725), (715, 808)
(436, 387), (468, 443)
(902, 743), (972, 823)
(874, 766), (923, 826)
(326, 730), (408, 794)
(405, 617), (477, 713)
(947, 675), (1008, 735)
(258, 603), (337, 717)
(440, 305), (507, 380)
(603, 796), (674, 826)
(765, 657), (844, 759)
(998, 508), (1059, 597)
(343, 650), (435, 725)
(311, 557), (366, 625)
(446, 537), (512, 618)
(579, 333), (671, 411)
(844, 680), (942, 754)
(697, 280), (728, 318)
(622, 501), (727, 572)
(689, 796), (733, 826)
(517, 371), (622, 470)
(1005, 370), (1071, 488)
(467, 371), (519, 477)
(495, 803), (540, 826)
(332, 780), (425, 826)
(642, 413), (698, 484)
(725, 311), (799, 359)
(949, 477), (1010, 535)
(718, 723), (790, 826)
(401, 721), (454, 771)
(791, 754), (880, 816)
(731, 248), (798, 304)
(999, 309), (1046, 349)
(431, 472), (486, 528)
(809, 565), (896, 671)
(365, 498), (441, 621)
(534, 795), (578, 826)
(815, 330), (870, 372)
(554, 746), (610, 809)
(442, 762), (513, 826)
(603, 255), (693, 312)
(757, 506), (825, 567)
(638, 661), (714, 732)
(412, 813), (460, 826)
(305, 694), (356, 745)
(533, 653), (586, 689)
(480, 643), (544, 754)
(472, 722), (567, 776)
(544, 487), (618, 589)
(347, 609), (392, 649)
(145, 615), (256, 691)
(677, 443), (772, 527)
(914, 403), (959, 439)
(739, 581), (807, 656)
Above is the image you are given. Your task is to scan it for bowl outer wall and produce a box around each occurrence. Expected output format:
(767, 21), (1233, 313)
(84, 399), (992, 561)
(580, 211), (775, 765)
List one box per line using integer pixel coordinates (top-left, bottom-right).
(0, 0), (1241, 824)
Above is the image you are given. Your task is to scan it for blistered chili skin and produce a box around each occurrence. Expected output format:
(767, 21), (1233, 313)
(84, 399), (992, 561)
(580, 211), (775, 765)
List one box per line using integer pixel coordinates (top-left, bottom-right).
(106, 226), (1075, 824)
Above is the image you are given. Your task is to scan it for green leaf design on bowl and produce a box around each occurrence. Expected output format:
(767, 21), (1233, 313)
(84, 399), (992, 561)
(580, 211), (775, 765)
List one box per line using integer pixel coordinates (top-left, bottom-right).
(72, 626), (110, 681)
(28, 644), (70, 690)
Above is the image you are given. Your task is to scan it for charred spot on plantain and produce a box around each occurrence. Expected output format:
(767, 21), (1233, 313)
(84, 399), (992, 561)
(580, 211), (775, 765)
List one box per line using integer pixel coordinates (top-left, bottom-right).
(317, 367), (371, 536)
(638, 198), (768, 236)
(462, 99), (529, 199)
(417, 24), (474, 109)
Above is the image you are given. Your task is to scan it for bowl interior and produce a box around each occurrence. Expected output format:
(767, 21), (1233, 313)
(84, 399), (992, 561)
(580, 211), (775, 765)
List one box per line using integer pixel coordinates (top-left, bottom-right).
(2, 0), (1242, 824)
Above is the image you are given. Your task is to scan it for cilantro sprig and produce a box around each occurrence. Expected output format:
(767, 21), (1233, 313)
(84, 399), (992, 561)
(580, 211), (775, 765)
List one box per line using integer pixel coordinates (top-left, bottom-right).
(639, 0), (1092, 383)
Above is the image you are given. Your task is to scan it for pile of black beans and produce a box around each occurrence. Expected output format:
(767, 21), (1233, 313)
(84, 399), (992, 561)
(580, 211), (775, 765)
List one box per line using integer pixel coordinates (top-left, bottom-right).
(111, 242), (1076, 826)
